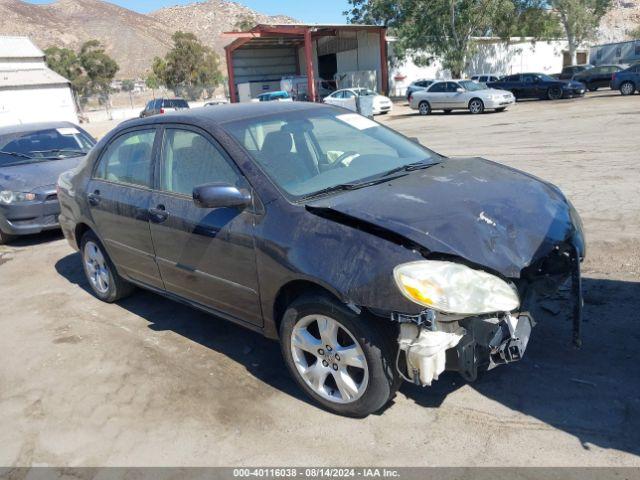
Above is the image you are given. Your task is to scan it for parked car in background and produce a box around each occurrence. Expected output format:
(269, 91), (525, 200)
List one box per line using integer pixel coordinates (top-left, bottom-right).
(0, 122), (96, 244)
(572, 64), (626, 91)
(56, 102), (585, 417)
(323, 88), (393, 115)
(555, 64), (590, 80)
(256, 91), (293, 102)
(409, 80), (515, 115)
(488, 73), (586, 100)
(470, 74), (502, 83)
(405, 79), (434, 101)
(204, 99), (230, 107)
(611, 63), (640, 95)
(139, 98), (189, 118)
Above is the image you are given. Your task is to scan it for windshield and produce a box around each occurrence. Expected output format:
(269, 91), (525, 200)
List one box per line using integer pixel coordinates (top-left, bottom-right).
(224, 109), (441, 199)
(459, 80), (487, 91)
(353, 88), (377, 96)
(164, 99), (189, 109)
(0, 127), (95, 167)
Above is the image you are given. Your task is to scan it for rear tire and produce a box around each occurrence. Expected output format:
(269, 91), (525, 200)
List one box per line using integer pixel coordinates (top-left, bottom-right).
(588, 85), (598, 92)
(0, 230), (15, 245)
(495, 107), (507, 112)
(620, 81), (635, 96)
(279, 293), (400, 417)
(418, 101), (431, 116)
(81, 231), (134, 303)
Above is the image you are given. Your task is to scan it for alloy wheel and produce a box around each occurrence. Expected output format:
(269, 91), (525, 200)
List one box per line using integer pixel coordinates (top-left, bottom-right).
(83, 241), (110, 294)
(469, 99), (484, 114)
(290, 314), (369, 404)
(621, 82), (634, 96)
(418, 102), (430, 115)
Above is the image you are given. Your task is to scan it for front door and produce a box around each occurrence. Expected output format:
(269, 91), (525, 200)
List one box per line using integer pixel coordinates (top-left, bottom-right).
(148, 126), (263, 326)
(88, 127), (163, 289)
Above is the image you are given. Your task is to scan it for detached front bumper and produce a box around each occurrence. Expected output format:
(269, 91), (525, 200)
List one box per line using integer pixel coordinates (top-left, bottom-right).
(0, 188), (61, 236)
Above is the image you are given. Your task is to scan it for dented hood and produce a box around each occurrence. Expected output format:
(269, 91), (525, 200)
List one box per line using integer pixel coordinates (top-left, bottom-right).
(306, 158), (584, 278)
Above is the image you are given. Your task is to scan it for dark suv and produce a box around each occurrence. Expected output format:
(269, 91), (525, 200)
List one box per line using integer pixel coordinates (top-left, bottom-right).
(556, 65), (590, 80)
(140, 98), (189, 118)
(572, 65), (626, 91)
(611, 64), (640, 95)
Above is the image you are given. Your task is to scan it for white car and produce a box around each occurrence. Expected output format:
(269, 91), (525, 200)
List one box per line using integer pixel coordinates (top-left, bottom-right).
(323, 88), (393, 115)
(409, 80), (515, 115)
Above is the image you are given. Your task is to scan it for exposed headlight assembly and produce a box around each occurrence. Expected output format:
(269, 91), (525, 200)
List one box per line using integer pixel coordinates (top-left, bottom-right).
(0, 190), (36, 205)
(394, 260), (520, 315)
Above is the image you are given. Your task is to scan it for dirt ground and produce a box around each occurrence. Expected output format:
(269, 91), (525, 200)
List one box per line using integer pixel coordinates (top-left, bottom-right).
(1, 91), (639, 467)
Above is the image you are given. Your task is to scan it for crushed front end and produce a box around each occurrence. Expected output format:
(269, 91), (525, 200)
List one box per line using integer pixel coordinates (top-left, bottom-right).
(391, 239), (584, 387)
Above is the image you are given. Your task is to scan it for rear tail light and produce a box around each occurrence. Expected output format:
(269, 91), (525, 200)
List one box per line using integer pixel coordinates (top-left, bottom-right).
(160, 108), (165, 114)
(408, 94), (413, 102)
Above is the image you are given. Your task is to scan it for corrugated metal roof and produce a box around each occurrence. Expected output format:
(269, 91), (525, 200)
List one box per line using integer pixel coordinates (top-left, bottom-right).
(0, 36), (45, 59)
(0, 69), (70, 88)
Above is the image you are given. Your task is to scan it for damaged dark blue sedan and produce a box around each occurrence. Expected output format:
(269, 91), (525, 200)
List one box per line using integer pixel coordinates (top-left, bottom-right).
(57, 102), (585, 417)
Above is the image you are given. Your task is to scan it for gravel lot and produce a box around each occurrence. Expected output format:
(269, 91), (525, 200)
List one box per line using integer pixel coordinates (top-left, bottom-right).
(1, 91), (639, 467)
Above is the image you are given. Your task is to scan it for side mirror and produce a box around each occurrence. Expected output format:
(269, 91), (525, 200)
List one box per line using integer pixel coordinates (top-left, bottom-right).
(456, 87), (465, 93)
(193, 183), (251, 209)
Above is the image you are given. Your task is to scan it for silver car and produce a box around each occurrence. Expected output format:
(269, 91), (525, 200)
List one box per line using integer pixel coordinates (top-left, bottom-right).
(409, 80), (515, 115)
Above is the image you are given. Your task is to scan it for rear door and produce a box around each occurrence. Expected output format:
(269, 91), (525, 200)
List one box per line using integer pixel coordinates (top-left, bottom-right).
(148, 125), (262, 326)
(88, 127), (163, 289)
(424, 82), (449, 108)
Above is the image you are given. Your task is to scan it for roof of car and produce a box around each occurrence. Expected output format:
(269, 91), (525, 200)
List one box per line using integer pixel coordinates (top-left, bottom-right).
(120, 101), (335, 129)
(0, 121), (80, 136)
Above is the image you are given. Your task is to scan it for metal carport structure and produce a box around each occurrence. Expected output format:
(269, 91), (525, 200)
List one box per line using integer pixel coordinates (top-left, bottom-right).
(222, 24), (389, 103)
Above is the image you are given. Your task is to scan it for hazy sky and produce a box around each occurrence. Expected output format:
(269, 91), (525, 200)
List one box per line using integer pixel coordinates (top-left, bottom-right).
(24, 0), (352, 24)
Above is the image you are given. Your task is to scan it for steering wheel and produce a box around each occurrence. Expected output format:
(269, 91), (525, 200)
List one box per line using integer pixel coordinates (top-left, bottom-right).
(329, 150), (360, 169)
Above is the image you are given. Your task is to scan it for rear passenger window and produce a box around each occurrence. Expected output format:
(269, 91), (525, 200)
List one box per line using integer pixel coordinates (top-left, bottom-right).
(159, 129), (242, 196)
(95, 130), (155, 188)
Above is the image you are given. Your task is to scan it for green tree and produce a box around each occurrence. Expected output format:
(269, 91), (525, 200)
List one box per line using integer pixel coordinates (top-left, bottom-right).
(550, 0), (611, 64)
(145, 72), (161, 98)
(234, 14), (256, 32)
(346, 0), (566, 77)
(78, 40), (119, 109)
(152, 31), (223, 100)
(121, 79), (135, 109)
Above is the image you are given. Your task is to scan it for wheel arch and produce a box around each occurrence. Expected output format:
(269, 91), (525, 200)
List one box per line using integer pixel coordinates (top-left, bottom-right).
(271, 279), (351, 339)
(74, 222), (92, 249)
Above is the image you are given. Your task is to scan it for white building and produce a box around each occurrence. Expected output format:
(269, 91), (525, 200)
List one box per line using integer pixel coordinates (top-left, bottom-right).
(0, 36), (78, 127)
(389, 37), (589, 96)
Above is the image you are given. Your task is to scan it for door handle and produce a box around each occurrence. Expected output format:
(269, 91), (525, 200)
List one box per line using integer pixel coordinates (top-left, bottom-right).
(87, 190), (100, 206)
(149, 204), (168, 223)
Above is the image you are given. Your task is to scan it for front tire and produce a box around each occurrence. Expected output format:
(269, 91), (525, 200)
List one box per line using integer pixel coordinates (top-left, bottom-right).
(547, 86), (563, 100)
(279, 294), (400, 417)
(0, 230), (15, 245)
(418, 101), (431, 116)
(468, 98), (484, 114)
(620, 81), (635, 96)
(81, 231), (134, 303)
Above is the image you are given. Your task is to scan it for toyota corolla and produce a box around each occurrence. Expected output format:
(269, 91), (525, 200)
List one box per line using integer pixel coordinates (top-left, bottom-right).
(57, 103), (585, 417)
